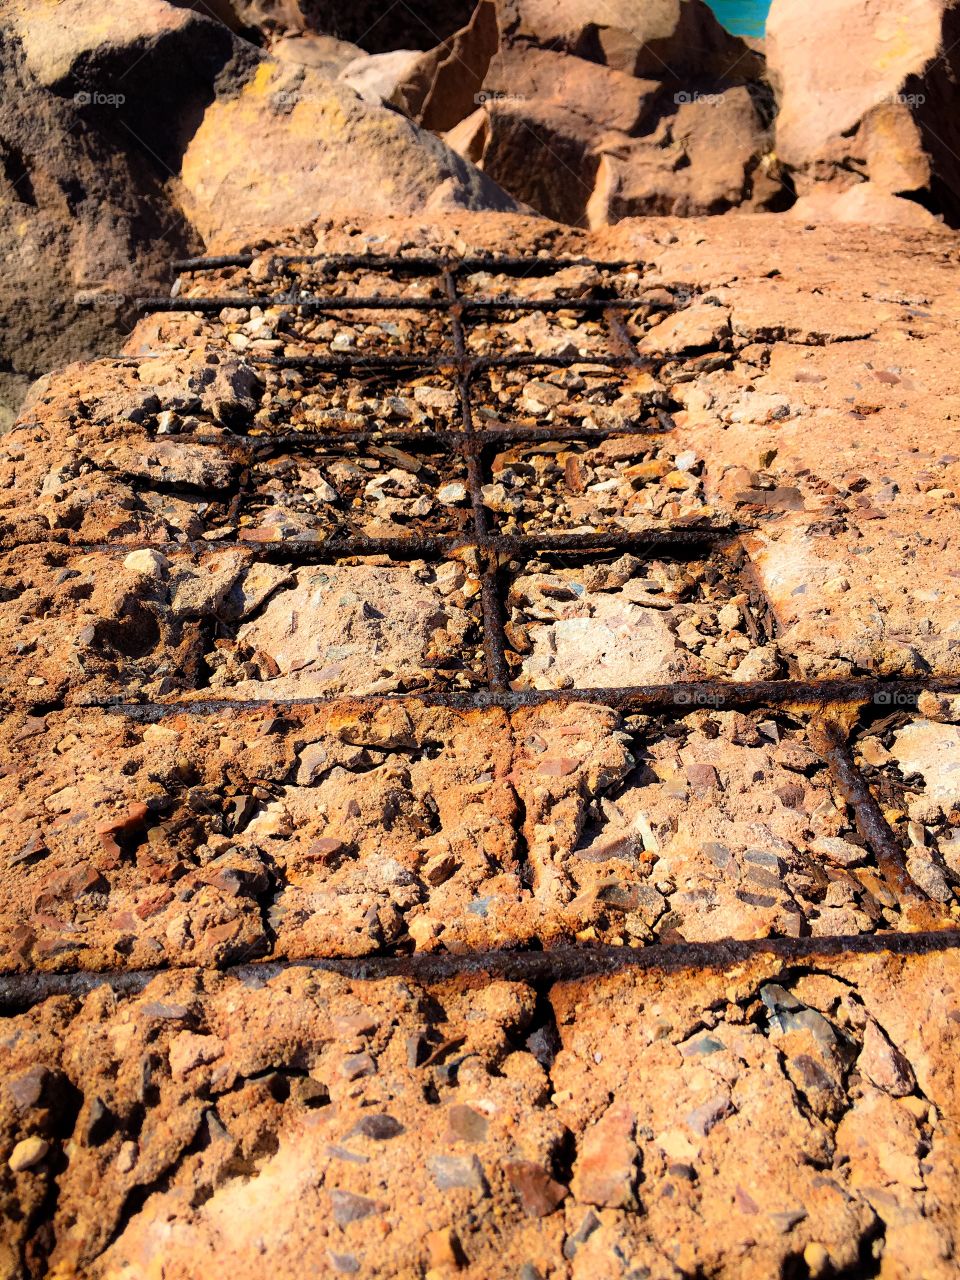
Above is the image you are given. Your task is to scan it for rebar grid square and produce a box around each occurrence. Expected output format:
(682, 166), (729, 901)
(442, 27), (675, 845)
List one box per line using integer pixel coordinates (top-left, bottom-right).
(2, 247), (955, 983)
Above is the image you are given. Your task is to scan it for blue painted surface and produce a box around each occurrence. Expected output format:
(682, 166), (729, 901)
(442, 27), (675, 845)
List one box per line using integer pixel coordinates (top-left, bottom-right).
(706, 0), (770, 37)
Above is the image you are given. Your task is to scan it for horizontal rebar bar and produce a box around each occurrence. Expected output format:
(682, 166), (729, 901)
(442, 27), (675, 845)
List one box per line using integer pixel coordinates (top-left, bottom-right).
(34, 526), (741, 565)
(171, 254), (644, 275)
(259, 351), (641, 372)
(138, 295), (652, 315)
(158, 421), (671, 450)
(2, 929), (958, 1012)
(40, 675), (960, 719)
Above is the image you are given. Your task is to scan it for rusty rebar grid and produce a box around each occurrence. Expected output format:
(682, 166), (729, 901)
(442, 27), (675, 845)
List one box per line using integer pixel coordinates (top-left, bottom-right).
(19, 247), (953, 951)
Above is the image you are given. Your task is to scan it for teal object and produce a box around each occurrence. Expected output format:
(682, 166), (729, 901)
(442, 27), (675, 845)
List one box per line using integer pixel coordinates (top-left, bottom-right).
(706, 0), (770, 37)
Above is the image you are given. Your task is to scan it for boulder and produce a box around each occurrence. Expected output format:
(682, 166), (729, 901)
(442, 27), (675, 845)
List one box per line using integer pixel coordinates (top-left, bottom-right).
(413, 0), (502, 132)
(179, 58), (518, 247)
(268, 32), (365, 73)
(767, 0), (960, 221)
(789, 184), (941, 228)
(497, 0), (764, 81)
(482, 46), (660, 135)
(588, 87), (785, 223)
(444, 47), (661, 224)
(327, 1), (501, 127)
(435, 0), (775, 224)
(0, 0), (223, 427)
(448, 76), (780, 225)
(455, 99), (601, 226)
(338, 49), (424, 105)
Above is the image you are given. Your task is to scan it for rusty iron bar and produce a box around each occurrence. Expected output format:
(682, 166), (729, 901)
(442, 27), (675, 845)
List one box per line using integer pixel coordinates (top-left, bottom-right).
(231, 523), (739, 561)
(172, 253), (644, 275)
(240, 533), (457, 560)
(139, 295), (452, 313)
(2, 524), (748, 564)
(159, 421), (672, 451)
(137, 295), (652, 315)
(262, 350), (641, 372)
(463, 298), (646, 314)
(813, 717), (931, 910)
(443, 265), (513, 693)
(44, 675), (960, 718)
(479, 572), (512, 692)
(465, 352), (639, 372)
(488, 528), (737, 555)
(261, 354), (447, 371)
(3, 927), (960, 1012)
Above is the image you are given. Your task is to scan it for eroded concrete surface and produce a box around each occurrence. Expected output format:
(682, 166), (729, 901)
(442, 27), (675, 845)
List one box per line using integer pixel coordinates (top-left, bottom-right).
(2, 212), (960, 1277)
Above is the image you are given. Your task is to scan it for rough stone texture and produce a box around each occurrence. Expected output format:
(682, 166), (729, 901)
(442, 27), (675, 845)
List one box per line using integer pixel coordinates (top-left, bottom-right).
(2, 949), (959, 1276)
(0, 546), (489, 705)
(548, 949), (960, 1279)
(0, 0), (211, 428)
(0, 703), (525, 969)
(508, 549), (780, 689)
(178, 58), (518, 248)
(4, 208), (960, 687)
(6, 695), (950, 975)
(586, 88), (786, 224)
(511, 704), (935, 942)
(436, 3), (779, 225)
(767, 0), (960, 220)
(496, 0), (762, 80)
(588, 214), (960, 679)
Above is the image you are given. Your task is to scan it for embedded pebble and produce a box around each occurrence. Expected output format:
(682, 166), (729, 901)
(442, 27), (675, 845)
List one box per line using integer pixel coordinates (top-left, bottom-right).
(9, 1137), (50, 1172)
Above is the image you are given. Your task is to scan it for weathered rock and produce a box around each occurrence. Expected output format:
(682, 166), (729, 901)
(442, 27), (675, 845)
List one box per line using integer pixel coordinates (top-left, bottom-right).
(767, 0), (960, 221)
(440, 10), (775, 224)
(413, 0), (501, 133)
(337, 49), (425, 106)
(284, 0), (477, 54)
(571, 1102), (638, 1207)
(178, 57), (519, 249)
(858, 1021), (917, 1096)
(588, 88), (784, 223)
(4, 950), (959, 1276)
(4, 205), (960, 1280)
(269, 32), (365, 74)
(496, 0), (763, 82)
(8, 1136), (50, 1172)
(0, 0), (213, 425)
(789, 183), (943, 227)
